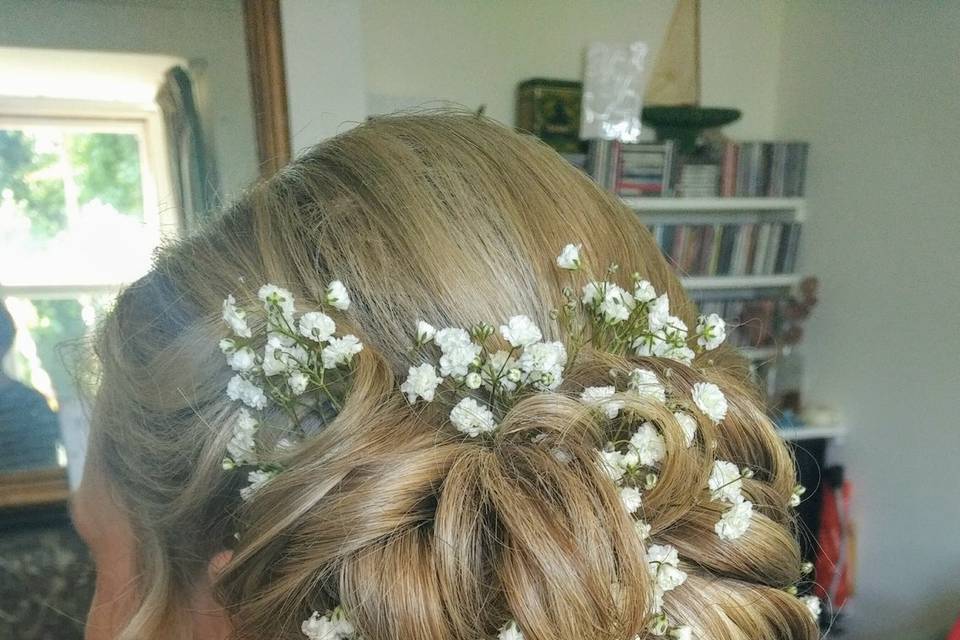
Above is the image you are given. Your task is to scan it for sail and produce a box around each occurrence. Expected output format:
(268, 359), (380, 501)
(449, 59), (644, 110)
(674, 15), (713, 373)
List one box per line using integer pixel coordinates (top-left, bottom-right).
(645, 0), (700, 106)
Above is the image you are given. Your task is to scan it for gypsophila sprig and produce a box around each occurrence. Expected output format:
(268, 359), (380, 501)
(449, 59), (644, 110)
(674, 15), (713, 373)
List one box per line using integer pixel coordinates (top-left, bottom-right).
(402, 315), (568, 437)
(301, 607), (356, 640)
(219, 282), (362, 499)
(708, 459), (754, 541)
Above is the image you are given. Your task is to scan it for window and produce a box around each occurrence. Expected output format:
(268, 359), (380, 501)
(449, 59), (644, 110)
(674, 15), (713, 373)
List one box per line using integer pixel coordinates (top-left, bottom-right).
(1, 103), (176, 479)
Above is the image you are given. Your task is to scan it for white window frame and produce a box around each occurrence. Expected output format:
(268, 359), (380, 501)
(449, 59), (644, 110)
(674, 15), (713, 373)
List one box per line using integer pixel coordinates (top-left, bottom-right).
(0, 95), (178, 300)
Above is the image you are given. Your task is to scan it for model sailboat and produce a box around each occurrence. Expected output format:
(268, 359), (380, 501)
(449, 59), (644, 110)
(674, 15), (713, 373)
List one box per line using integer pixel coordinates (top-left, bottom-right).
(642, 0), (740, 153)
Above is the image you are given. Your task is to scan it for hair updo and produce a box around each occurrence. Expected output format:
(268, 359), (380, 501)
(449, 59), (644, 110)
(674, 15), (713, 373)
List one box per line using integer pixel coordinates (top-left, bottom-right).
(91, 113), (818, 639)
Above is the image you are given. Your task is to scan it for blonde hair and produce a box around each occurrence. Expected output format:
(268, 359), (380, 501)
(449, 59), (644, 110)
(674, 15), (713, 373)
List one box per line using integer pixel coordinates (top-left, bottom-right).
(92, 113), (817, 639)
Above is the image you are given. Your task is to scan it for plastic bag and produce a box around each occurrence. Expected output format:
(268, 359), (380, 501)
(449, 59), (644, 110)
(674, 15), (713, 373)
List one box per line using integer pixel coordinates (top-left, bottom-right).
(580, 41), (649, 142)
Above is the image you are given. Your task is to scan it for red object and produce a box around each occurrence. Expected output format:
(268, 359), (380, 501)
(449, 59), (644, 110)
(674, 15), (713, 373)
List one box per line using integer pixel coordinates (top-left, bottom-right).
(814, 472), (855, 609)
(948, 615), (960, 640)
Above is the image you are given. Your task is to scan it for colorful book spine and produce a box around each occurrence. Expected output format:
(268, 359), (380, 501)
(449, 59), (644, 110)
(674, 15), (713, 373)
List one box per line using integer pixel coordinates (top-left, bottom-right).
(647, 222), (802, 277)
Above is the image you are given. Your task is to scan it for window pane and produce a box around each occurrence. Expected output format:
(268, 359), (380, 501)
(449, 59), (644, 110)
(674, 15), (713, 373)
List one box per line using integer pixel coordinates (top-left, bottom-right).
(0, 125), (159, 287)
(2, 294), (112, 478)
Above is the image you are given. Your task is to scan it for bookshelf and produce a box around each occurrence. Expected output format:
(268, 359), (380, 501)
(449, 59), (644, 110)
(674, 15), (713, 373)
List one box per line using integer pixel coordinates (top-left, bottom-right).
(624, 196), (805, 219)
(681, 273), (802, 291)
(621, 196), (809, 364)
(778, 424), (846, 442)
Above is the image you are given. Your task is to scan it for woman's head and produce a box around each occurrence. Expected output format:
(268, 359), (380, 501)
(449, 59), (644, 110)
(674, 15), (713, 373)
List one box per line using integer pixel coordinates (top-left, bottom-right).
(79, 113), (817, 639)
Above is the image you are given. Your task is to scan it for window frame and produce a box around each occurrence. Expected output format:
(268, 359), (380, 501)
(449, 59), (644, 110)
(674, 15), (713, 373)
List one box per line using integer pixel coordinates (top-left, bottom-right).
(0, 95), (178, 298)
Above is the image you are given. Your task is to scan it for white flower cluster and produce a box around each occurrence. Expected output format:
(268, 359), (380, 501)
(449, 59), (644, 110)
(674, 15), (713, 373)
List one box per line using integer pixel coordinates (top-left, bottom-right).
(301, 607), (356, 640)
(647, 544), (688, 612)
(800, 594), (822, 621)
(220, 282), (362, 499)
(400, 315), (567, 437)
(555, 243), (725, 367)
(708, 460), (754, 541)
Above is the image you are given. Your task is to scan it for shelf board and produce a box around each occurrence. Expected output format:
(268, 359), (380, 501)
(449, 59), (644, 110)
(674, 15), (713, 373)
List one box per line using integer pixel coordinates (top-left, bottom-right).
(623, 196), (806, 218)
(778, 425), (847, 442)
(739, 346), (779, 361)
(681, 273), (802, 290)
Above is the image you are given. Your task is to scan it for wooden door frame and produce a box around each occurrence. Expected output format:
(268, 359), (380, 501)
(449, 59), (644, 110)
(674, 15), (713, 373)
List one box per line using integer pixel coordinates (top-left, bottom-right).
(244, 0), (291, 177)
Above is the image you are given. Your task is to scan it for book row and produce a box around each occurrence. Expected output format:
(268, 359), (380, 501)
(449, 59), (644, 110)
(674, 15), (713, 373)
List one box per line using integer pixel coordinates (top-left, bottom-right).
(649, 222), (801, 276)
(564, 139), (809, 199)
(720, 141), (809, 198)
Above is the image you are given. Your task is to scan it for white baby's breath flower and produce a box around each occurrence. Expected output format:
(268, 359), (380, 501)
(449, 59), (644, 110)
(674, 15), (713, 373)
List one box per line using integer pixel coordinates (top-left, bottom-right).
(219, 338), (236, 354)
(789, 484), (807, 508)
(450, 397), (497, 437)
(662, 316), (689, 342)
(715, 500), (753, 540)
(226, 375), (268, 410)
(634, 519), (652, 541)
(226, 409), (258, 464)
(434, 328), (481, 378)
(709, 460), (744, 503)
(627, 368), (666, 403)
(288, 371), (309, 395)
(696, 313), (727, 350)
(556, 243), (582, 270)
(662, 344), (696, 365)
(598, 285), (635, 324)
(673, 411), (698, 447)
(400, 363), (442, 403)
(498, 621), (524, 640)
(647, 293), (671, 331)
(647, 544), (687, 605)
(465, 371), (482, 389)
(434, 327), (471, 352)
(581, 281), (604, 305)
(646, 543), (679, 568)
(439, 342), (481, 378)
(800, 595), (822, 621)
(633, 279), (657, 303)
(692, 382), (728, 423)
(258, 284), (295, 322)
(321, 335), (363, 369)
(240, 468), (276, 501)
(301, 608), (354, 640)
(499, 315), (542, 348)
(482, 350), (519, 391)
(633, 327), (692, 364)
(326, 280), (351, 310)
(416, 320), (436, 344)
(517, 341), (567, 390)
(580, 386), (623, 418)
(620, 486), (643, 513)
(599, 448), (626, 483)
(301, 612), (336, 640)
(227, 346), (256, 372)
(630, 422), (666, 466)
(222, 294), (252, 337)
(263, 337), (308, 376)
(299, 311), (336, 342)
(670, 626), (693, 640)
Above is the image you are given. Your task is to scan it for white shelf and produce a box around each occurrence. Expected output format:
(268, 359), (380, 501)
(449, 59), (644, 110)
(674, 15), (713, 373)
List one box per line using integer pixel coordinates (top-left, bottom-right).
(739, 346), (779, 361)
(778, 425), (847, 442)
(624, 197), (806, 220)
(681, 273), (802, 290)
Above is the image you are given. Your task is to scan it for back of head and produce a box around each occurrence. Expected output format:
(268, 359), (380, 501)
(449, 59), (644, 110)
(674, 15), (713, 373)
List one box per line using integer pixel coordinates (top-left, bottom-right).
(92, 113), (817, 639)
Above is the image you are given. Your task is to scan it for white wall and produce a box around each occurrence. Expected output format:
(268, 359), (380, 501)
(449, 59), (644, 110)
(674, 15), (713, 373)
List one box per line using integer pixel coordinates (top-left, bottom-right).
(0, 0), (258, 198)
(282, 0), (368, 153)
(776, 3), (960, 638)
(282, 0), (787, 145)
